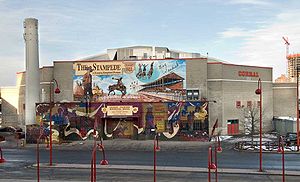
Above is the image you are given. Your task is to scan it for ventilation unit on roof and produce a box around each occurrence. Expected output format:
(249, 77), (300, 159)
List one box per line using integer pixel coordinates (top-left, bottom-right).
(165, 52), (173, 59)
(129, 56), (137, 60)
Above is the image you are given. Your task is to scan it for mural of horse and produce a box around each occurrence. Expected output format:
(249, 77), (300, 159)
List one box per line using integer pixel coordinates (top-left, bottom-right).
(108, 84), (126, 96)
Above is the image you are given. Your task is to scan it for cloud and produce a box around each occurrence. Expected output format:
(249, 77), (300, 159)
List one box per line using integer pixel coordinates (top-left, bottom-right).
(0, 0), (140, 86)
(229, 0), (271, 6)
(219, 27), (252, 38)
(230, 10), (300, 80)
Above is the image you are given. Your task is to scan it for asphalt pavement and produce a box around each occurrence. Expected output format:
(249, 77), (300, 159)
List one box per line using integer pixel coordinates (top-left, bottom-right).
(1, 135), (300, 181)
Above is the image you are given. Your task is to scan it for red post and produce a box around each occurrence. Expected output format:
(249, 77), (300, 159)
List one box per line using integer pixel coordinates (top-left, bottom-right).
(93, 141), (96, 182)
(37, 136), (40, 182)
(255, 78), (263, 172)
(153, 132), (160, 182)
(49, 104), (52, 166)
(0, 147), (5, 163)
(90, 145), (97, 182)
(215, 135), (222, 182)
(154, 136), (156, 182)
(277, 136), (285, 182)
(49, 79), (60, 166)
(208, 146), (212, 182)
(214, 145), (217, 182)
(296, 68), (299, 151)
(259, 79), (262, 172)
(37, 123), (44, 182)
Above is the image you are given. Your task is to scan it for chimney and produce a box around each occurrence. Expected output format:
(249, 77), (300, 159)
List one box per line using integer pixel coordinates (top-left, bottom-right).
(24, 18), (40, 125)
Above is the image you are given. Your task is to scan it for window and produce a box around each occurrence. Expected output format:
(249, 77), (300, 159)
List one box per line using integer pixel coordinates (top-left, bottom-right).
(247, 101), (252, 108)
(236, 101), (241, 108)
(186, 89), (199, 100)
(143, 53), (148, 59)
(193, 121), (201, 130)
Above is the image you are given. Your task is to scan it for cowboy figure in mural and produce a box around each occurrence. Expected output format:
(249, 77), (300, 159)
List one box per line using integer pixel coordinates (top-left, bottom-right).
(108, 77), (127, 96)
(112, 77), (124, 89)
(82, 68), (93, 97)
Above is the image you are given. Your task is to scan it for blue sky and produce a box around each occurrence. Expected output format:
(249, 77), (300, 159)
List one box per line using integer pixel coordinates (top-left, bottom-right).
(1, 0), (300, 85)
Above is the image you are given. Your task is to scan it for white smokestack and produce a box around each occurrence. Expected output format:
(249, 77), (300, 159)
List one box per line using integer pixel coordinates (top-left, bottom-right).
(24, 18), (40, 125)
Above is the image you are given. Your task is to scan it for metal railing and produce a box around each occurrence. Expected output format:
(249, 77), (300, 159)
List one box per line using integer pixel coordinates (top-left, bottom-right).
(235, 140), (299, 152)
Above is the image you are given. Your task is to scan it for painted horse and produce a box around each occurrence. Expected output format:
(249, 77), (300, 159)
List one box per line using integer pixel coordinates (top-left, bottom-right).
(108, 84), (126, 96)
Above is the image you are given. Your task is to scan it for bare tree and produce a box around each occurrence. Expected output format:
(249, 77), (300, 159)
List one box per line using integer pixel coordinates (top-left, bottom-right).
(240, 104), (261, 146)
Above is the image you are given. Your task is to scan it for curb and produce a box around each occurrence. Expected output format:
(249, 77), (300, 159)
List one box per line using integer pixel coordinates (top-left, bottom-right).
(33, 163), (300, 176)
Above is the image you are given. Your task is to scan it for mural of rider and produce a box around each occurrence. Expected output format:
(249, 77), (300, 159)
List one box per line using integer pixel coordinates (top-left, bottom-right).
(112, 77), (124, 89)
(108, 77), (127, 96)
(82, 68), (93, 98)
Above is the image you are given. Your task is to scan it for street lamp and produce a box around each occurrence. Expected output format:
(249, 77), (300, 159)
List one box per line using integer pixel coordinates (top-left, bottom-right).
(208, 146), (216, 182)
(295, 66), (300, 151)
(37, 121), (45, 182)
(277, 136), (285, 182)
(153, 128), (160, 182)
(255, 78), (263, 172)
(214, 135), (222, 182)
(49, 79), (60, 166)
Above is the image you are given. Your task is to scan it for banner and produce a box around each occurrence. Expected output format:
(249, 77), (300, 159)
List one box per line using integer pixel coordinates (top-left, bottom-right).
(73, 59), (186, 102)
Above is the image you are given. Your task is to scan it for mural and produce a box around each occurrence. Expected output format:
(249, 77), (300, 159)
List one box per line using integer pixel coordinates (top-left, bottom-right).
(30, 101), (208, 143)
(73, 60), (186, 102)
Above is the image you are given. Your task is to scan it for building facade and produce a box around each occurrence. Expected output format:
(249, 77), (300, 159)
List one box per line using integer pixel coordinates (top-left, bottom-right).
(0, 46), (288, 142)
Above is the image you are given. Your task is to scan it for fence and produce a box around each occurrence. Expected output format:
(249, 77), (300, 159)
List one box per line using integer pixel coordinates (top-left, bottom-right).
(235, 140), (298, 152)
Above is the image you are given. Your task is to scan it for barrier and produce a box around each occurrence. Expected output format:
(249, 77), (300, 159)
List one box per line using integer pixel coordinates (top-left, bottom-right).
(0, 147), (5, 163)
(90, 139), (109, 182)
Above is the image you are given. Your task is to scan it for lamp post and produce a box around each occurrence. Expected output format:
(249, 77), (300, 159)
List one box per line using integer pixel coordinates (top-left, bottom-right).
(296, 66), (300, 151)
(208, 146), (216, 182)
(255, 78), (263, 172)
(214, 135), (222, 182)
(37, 121), (44, 182)
(277, 136), (285, 182)
(49, 79), (60, 166)
(153, 128), (160, 182)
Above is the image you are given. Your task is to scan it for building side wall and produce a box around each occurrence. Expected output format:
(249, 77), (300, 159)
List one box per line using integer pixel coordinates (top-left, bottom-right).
(273, 83), (296, 118)
(0, 87), (19, 127)
(186, 59), (207, 99)
(208, 63), (273, 135)
(40, 67), (53, 102)
(53, 62), (74, 102)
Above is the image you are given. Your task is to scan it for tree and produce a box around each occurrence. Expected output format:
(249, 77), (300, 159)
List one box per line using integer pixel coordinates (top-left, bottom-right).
(240, 104), (261, 147)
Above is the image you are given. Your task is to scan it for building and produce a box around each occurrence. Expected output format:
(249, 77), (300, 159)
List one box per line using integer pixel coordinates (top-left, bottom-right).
(0, 45), (281, 142)
(275, 74), (290, 83)
(287, 53), (300, 81)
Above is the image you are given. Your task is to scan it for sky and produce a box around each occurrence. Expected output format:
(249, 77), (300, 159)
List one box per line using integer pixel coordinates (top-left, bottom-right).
(0, 0), (300, 86)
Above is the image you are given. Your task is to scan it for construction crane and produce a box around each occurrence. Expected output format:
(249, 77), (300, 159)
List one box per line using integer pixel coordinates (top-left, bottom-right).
(282, 36), (291, 78)
(282, 36), (290, 57)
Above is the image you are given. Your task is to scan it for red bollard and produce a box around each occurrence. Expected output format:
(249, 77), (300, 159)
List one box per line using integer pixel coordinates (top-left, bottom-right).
(37, 122), (45, 182)
(90, 145), (97, 182)
(215, 135), (222, 182)
(0, 147), (5, 163)
(90, 141), (109, 182)
(277, 136), (285, 182)
(208, 146), (216, 182)
(153, 133), (160, 182)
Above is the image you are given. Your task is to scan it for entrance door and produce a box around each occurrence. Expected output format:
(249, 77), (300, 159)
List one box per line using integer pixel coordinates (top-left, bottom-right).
(106, 118), (133, 139)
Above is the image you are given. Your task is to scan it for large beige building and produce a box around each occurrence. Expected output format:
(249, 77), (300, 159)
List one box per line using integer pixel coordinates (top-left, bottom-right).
(0, 46), (297, 140)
